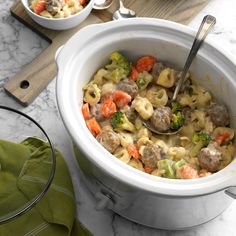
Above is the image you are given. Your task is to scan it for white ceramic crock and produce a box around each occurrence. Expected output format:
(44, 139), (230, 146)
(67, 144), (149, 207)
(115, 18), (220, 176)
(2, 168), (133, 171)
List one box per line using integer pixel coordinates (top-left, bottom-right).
(56, 18), (236, 229)
(21, 0), (95, 30)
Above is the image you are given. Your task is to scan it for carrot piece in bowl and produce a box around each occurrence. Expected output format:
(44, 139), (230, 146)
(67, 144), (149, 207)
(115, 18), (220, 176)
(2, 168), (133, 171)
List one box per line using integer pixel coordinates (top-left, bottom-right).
(144, 166), (154, 174)
(78, 0), (86, 5)
(136, 56), (156, 72)
(130, 67), (138, 81)
(86, 117), (101, 137)
(176, 165), (199, 179)
(34, 1), (46, 15)
(82, 103), (90, 120)
(113, 90), (131, 109)
(214, 132), (230, 145)
(101, 98), (117, 118)
(127, 143), (140, 159)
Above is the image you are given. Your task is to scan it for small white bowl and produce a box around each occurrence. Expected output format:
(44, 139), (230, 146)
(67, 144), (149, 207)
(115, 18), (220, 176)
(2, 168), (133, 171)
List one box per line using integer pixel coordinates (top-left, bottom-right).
(21, 0), (95, 30)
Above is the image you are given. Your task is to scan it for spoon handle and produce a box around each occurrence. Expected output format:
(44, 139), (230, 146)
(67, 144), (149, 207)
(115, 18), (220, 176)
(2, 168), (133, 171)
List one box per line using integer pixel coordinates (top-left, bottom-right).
(172, 15), (216, 101)
(119, 0), (124, 8)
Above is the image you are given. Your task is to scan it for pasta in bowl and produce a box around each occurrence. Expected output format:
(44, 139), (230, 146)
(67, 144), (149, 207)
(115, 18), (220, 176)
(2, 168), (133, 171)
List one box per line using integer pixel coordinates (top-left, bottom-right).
(82, 51), (235, 180)
(29, 0), (87, 19)
(21, 0), (95, 30)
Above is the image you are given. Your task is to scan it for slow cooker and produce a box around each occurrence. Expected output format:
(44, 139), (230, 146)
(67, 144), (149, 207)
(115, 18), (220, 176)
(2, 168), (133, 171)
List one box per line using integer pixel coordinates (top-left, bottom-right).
(56, 18), (236, 230)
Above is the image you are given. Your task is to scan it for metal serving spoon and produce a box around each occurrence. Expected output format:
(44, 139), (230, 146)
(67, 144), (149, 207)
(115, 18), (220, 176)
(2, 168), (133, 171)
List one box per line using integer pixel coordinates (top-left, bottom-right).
(113, 0), (136, 20)
(142, 15), (216, 136)
(93, 0), (114, 10)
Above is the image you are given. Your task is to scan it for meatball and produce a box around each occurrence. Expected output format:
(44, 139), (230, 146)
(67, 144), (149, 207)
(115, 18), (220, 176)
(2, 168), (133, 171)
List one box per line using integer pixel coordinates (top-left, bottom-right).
(150, 106), (172, 132)
(117, 78), (138, 98)
(46, 0), (64, 15)
(207, 104), (230, 127)
(141, 144), (162, 168)
(90, 104), (105, 122)
(96, 130), (120, 153)
(198, 144), (223, 172)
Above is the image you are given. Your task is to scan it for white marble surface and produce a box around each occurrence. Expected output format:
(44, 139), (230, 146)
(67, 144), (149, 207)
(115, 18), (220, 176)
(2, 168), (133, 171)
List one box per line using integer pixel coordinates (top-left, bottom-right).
(1, 0), (236, 235)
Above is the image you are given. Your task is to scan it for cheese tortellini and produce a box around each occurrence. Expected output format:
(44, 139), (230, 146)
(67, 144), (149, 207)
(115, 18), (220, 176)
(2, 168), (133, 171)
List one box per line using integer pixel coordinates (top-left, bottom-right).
(118, 131), (133, 147)
(157, 68), (177, 88)
(131, 96), (154, 120)
(179, 85), (212, 109)
(146, 86), (168, 107)
(128, 159), (144, 172)
(114, 147), (131, 164)
(83, 83), (101, 105)
(93, 69), (109, 87)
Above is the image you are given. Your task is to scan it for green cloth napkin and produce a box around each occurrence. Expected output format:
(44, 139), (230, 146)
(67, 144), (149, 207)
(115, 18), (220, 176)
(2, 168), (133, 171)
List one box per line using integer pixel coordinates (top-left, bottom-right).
(0, 137), (92, 236)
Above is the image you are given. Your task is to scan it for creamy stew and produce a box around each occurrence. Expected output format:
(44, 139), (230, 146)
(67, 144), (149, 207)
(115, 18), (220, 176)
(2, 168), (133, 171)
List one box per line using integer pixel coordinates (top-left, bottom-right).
(82, 52), (235, 179)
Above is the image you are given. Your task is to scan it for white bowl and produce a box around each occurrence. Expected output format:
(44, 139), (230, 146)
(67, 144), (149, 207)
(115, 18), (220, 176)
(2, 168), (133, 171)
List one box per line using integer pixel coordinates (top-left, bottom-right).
(21, 0), (95, 30)
(56, 18), (236, 229)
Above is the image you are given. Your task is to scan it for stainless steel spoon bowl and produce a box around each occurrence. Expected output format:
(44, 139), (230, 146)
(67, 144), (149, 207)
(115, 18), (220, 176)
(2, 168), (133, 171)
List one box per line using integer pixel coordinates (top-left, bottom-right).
(113, 0), (136, 20)
(142, 15), (216, 136)
(141, 118), (182, 136)
(93, 0), (113, 10)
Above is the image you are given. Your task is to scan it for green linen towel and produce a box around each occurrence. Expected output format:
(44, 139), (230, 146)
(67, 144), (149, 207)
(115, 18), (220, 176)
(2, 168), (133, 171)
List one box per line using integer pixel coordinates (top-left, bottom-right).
(0, 137), (92, 236)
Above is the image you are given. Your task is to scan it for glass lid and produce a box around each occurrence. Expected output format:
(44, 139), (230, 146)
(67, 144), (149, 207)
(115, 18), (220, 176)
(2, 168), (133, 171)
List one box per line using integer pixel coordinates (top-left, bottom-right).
(0, 105), (56, 224)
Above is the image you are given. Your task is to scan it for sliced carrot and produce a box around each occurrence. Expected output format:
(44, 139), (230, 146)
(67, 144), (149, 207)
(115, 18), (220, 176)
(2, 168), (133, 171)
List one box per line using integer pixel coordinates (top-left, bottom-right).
(130, 66), (138, 81)
(101, 98), (116, 118)
(82, 103), (90, 120)
(214, 132), (230, 145)
(65, 0), (86, 4)
(86, 117), (101, 137)
(34, 1), (46, 15)
(113, 90), (132, 109)
(136, 56), (156, 73)
(176, 165), (199, 179)
(127, 144), (140, 159)
(144, 166), (154, 174)
(78, 0), (86, 5)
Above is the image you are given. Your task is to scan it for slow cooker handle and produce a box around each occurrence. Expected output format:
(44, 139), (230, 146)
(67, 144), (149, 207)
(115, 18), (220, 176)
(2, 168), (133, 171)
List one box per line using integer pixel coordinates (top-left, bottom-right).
(225, 187), (236, 199)
(55, 45), (64, 61)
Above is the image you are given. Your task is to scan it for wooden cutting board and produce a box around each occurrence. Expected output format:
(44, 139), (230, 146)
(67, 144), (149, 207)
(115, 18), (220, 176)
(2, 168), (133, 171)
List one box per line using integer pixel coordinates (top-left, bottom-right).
(5, 0), (209, 106)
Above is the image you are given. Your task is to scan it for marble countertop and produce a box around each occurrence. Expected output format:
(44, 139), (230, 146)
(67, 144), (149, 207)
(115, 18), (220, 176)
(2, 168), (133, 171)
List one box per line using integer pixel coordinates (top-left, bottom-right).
(1, 0), (236, 235)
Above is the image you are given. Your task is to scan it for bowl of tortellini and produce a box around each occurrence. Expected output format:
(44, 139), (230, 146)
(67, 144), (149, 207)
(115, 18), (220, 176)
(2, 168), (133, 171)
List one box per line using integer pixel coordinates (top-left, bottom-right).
(21, 0), (95, 30)
(55, 17), (236, 230)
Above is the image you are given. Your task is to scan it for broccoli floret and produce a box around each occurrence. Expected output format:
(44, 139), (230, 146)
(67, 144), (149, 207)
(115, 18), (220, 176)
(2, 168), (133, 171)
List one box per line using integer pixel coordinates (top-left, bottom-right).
(157, 159), (187, 179)
(157, 159), (176, 179)
(136, 71), (153, 90)
(171, 101), (182, 113)
(173, 159), (186, 170)
(171, 112), (185, 130)
(136, 76), (146, 87)
(104, 68), (127, 83)
(190, 132), (211, 157)
(192, 132), (211, 145)
(110, 52), (131, 74)
(104, 52), (131, 83)
(110, 111), (135, 132)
